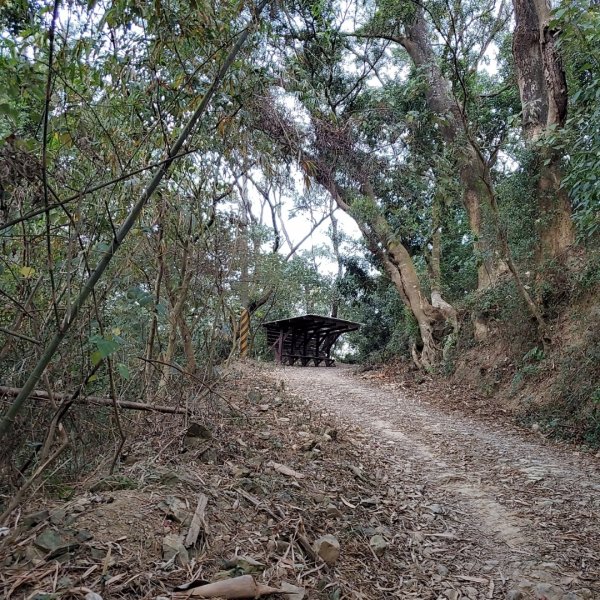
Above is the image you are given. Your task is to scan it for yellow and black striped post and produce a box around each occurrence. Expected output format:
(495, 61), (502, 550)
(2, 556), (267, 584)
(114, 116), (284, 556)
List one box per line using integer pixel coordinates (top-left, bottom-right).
(239, 308), (250, 357)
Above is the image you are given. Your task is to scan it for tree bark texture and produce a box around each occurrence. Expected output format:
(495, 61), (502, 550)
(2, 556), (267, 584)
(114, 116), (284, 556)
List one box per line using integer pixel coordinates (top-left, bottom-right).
(512, 0), (574, 261)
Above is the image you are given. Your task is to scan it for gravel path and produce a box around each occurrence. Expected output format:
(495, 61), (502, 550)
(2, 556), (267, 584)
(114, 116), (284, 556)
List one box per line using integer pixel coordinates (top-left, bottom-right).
(274, 364), (600, 600)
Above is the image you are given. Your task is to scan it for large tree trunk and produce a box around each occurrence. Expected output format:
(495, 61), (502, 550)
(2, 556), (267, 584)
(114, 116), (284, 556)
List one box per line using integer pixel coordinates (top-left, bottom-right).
(329, 203), (344, 318)
(513, 0), (574, 262)
(429, 195), (458, 329)
(401, 10), (504, 288)
(331, 182), (454, 369)
(385, 239), (451, 369)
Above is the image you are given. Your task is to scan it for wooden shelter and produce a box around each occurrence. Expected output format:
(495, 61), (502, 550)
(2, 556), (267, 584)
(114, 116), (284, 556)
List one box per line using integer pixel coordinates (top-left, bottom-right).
(262, 314), (360, 367)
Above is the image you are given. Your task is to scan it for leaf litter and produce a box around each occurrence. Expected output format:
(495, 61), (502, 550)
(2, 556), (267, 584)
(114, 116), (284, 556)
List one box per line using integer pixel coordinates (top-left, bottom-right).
(1, 360), (597, 599)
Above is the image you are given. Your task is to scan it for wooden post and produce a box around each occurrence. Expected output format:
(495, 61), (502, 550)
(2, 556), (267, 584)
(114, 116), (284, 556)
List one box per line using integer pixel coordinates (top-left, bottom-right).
(276, 330), (284, 364)
(290, 327), (296, 365)
(314, 327), (321, 366)
(239, 308), (250, 357)
(302, 329), (309, 366)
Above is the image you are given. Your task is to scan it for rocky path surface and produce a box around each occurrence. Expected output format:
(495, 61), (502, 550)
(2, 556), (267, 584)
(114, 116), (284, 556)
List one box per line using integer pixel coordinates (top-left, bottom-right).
(275, 365), (600, 600)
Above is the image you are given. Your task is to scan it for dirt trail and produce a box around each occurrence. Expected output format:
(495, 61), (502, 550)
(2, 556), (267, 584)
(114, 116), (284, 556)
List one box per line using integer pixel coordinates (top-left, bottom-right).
(275, 365), (600, 600)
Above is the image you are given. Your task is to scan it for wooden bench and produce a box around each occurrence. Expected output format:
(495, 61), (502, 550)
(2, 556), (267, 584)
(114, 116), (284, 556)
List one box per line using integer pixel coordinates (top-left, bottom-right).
(282, 354), (336, 367)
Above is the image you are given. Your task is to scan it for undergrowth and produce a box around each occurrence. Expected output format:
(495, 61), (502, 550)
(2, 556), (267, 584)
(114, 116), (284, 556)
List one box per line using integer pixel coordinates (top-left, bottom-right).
(451, 249), (600, 446)
(524, 328), (600, 447)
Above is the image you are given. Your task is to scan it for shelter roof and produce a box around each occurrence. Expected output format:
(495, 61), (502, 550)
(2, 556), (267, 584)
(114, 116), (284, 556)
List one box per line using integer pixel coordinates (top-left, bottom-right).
(262, 314), (361, 332)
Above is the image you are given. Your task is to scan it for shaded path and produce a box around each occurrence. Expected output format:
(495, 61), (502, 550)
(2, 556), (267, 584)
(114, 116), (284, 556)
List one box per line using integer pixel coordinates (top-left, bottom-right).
(275, 365), (600, 600)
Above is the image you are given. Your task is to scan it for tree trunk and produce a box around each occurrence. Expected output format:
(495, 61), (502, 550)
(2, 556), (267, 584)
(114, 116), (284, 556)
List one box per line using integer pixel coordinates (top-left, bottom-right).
(144, 211), (165, 390)
(332, 182), (454, 369)
(401, 10), (504, 288)
(429, 196), (458, 329)
(330, 203), (344, 318)
(512, 0), (574, 262)
(158, 231), (193, 393)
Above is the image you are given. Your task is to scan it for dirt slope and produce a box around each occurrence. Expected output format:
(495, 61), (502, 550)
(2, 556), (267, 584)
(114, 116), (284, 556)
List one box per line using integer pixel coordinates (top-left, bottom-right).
(275, 364), (600, 600)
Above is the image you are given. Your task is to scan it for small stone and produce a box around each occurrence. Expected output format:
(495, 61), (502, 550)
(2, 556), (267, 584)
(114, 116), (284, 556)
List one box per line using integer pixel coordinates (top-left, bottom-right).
(75, 530), (94, 542)
(443, 590), (459, 600)
(247, 390), (262, 403)
(162, 533), (189, 566)
(22, 510), (49, 528)
(72, 501), (88, 514)
(369, 534), (388, 556)
(34, 529), (80, 558)
(326, 504), (342, 518)
(157, 496), (191, 525)
(314, 534), (340, 566)
(506, 591), (523, 600)
(49, 508), (67, 524)
(436, 564), (449, 577)
(90, 546), (107, 560)
(186, 422), (212, 439)
(280, 581), (305, 599)
(427, 503), (443, 514)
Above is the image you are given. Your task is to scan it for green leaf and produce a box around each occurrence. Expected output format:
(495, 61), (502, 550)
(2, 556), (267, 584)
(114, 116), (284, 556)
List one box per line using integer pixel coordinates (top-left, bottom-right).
(117, 363), (130, 380)
(89, 334), (120, 365)
(20, 266), (36, 278)
(91, 350), (103, 366)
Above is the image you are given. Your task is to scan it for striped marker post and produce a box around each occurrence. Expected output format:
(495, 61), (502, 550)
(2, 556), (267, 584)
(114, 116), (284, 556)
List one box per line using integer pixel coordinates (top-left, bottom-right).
(239, 308), (250, 357)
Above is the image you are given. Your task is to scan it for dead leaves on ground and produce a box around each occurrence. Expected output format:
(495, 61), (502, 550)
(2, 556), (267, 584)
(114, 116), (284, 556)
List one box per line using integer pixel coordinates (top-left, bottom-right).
(0, 363), (511, 599)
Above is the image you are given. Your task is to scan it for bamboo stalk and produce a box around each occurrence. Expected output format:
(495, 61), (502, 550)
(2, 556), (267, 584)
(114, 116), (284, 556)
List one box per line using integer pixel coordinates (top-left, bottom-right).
(0, 386), (186, 415)
(0, 0), (269, 439)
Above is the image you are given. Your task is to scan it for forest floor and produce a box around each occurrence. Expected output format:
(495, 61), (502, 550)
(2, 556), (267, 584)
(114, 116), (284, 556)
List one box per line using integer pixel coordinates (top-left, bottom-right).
(1, 361), (599, 600)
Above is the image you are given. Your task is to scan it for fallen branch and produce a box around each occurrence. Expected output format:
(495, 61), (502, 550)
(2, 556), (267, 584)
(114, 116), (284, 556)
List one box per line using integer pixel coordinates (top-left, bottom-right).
(0, 386), (186, 415)
(0, 326), (41, 345)
(185, 493), (208, 548)
(172, 575), (280, 599)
